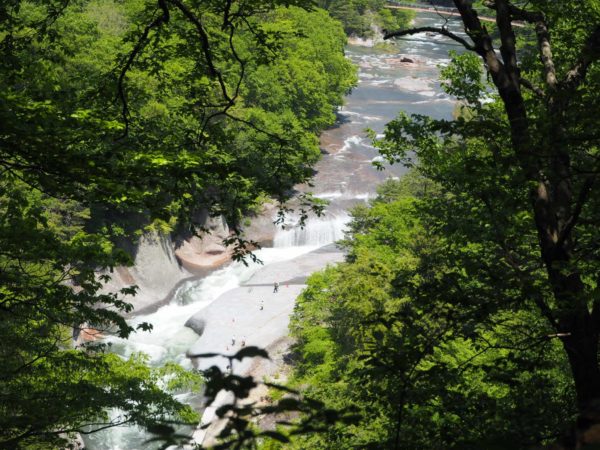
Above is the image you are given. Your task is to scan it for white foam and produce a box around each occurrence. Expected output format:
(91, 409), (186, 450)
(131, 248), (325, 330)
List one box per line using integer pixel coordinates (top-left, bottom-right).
(315, 191), (344, 200)
(369, 79), (390, 86)
(102, 246), (321, 369)
(394, 76), (433, 92)
(315, 191), (371, 201)
(273, 213), (350, 248)
(345, 135), (363, 146)
(338, 135), (363, 154)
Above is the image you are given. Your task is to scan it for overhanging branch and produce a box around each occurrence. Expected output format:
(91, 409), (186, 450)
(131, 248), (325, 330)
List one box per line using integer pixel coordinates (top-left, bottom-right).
(384, 26), (475, 51)
(556, 175), (596, 249)
(519, 77), (544, 98)
(116, 0), (170, 139)
(483, 0), (543, 23)
(563, 25), (600, 91)
(167, 0), (233, 103)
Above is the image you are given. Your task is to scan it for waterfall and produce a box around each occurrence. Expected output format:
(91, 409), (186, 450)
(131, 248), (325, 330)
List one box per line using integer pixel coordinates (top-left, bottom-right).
(272, 213), (350, 248)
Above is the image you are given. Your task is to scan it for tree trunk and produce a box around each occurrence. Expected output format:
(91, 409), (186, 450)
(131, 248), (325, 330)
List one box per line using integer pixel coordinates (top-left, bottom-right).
(452, 0), (600, 414)
(547, 259), (600, 409)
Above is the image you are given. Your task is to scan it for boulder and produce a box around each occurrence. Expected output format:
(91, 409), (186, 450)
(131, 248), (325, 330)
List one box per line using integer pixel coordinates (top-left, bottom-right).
(185, 315), (207, 336)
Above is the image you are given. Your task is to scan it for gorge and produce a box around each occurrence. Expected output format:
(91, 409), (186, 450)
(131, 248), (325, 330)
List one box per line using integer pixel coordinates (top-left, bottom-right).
(86, 11), (462, 449)
(4, 1), (600, 448)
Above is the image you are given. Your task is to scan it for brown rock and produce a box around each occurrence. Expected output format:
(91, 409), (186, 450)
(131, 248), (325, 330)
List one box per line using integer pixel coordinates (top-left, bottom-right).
(175, 236), (233, 272)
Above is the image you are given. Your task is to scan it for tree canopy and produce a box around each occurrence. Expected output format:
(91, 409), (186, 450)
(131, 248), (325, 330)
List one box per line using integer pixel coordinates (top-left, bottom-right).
(287, 175), (575, 449)
(0, 1), (355, 447)
(3, 0), (600, 448)
(316, 0), (415, 37)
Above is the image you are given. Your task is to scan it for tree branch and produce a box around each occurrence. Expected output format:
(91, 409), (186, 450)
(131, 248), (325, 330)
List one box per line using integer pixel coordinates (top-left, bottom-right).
(483, 0), (543, 23)
(167, 0), (233, 104)
(535, 19), (558, 91)
(453, 0), (501, 64)
(383, 27), (475, 51)
(519, 77), (544, 98)
(494, 0), (520, 85)
(116, 0), (170, 139)
(556, 175), (596, 249)
(563, 25), (600, 91)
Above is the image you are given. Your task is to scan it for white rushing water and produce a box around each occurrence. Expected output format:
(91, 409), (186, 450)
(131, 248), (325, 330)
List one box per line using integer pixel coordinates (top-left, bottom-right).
(273, 212), (350, 248)
(103, 246), (321, 367)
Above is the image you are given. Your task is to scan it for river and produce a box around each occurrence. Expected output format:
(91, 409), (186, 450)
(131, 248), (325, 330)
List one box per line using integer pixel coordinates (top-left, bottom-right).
(86, 12), (464, 449)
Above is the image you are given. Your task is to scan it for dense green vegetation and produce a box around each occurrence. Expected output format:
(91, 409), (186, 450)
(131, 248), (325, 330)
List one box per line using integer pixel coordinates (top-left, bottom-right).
(277, 0), (600, 449)
(0, 1), (355, 447)
(288, 176), (575, 448)
(3, 0), (600, 448)
(317, 0), (414, 37)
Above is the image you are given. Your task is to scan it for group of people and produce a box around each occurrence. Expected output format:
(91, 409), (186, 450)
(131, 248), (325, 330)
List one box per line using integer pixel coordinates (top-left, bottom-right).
(258, 282), (280, 310)
(222, 281), (285, 375)
(227, 336), (246, 351)
(225, 281), (282, 353)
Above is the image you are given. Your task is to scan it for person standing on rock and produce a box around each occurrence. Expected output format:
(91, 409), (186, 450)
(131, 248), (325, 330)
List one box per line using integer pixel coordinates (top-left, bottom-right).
(273, 282), (279, 293)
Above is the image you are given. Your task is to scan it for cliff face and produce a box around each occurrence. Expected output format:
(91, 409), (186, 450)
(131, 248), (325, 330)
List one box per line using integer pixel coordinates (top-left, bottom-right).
(101, 233), (192, 316)
(100, 207), (281, 317)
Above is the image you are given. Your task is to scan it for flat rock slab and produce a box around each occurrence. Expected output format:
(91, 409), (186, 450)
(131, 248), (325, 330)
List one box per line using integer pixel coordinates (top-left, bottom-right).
(186, 244), (344, 373)
(185, 244), (344, 446)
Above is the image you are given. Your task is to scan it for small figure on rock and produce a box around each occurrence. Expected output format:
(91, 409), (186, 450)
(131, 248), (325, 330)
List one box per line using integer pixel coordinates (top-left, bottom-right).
(273, 282), (279, 293)
(231, 336), (236, 346)
(241, 339), (246, 347)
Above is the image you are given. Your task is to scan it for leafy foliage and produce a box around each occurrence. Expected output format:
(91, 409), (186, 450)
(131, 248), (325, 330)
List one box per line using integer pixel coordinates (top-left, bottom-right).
(146, 347), (359, 449)
(286, 0), (600, 447)
(0, 0), (355, 447)
(316, 0), (414, 37)
(287, 178), (576, 449)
